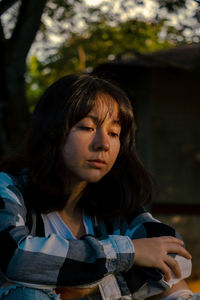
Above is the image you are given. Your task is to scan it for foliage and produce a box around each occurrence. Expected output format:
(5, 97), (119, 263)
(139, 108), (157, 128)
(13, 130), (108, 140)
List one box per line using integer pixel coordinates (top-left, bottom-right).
(26, 15), (187, 107)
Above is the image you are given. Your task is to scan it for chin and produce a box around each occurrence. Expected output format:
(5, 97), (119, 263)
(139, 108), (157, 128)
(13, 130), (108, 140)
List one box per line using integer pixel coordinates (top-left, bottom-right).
(77, 169), (110, 183)
(85, 176), (104, 183)
(82, 172), (107, 183)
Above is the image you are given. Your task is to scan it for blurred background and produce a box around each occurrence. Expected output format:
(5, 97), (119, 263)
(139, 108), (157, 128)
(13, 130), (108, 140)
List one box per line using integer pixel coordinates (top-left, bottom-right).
(0, 0), (200, 292)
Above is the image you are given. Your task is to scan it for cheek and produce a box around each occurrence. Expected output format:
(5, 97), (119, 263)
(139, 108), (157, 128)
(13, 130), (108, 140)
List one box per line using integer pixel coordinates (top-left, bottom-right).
(62, 138), (78, 165)
(63, 144), (80, 164)
(62, 134), (88, 165)
(111, 141), (120, 163)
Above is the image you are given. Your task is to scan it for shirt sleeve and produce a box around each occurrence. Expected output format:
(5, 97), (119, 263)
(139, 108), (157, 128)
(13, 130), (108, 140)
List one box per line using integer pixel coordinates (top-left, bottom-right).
(0, 172), (134, 289)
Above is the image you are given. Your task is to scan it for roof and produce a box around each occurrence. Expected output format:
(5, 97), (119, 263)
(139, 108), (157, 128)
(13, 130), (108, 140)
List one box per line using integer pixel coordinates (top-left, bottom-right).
(98, 44), (200, 71)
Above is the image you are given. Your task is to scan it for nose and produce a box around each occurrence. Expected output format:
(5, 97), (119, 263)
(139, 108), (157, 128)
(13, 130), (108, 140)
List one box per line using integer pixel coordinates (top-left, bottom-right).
(92, 129), (110, 152)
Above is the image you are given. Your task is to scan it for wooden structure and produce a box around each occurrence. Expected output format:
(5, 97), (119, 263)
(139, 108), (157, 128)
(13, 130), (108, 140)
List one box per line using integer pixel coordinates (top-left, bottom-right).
(94, 44), (200, 213)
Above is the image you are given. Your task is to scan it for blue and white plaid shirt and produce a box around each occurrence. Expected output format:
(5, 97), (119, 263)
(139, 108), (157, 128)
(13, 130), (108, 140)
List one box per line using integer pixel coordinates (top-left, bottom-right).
(0, 172), (193, 299)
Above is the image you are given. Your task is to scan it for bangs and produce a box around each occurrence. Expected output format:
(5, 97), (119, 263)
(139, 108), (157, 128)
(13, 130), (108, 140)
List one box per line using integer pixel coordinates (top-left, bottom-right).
(65, 75), (135, 140)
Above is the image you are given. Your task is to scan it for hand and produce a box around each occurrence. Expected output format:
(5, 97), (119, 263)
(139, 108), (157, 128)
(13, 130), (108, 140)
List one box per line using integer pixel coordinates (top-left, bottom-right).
(132, 236), (192, 281)
(55, 285), (99, 300)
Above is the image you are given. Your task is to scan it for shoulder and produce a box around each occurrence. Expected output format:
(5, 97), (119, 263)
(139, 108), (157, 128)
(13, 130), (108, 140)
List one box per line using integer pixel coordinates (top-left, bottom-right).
(0, 171), (26, 189)
(0, 171), (15, 186)
(0, 171), (27, 206)
(126, 210), (177, 239)
(103, 206), (177, 239)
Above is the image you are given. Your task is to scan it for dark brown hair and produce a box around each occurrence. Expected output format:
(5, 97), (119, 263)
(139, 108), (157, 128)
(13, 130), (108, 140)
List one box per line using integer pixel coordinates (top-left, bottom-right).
(0, 74), (153, 218)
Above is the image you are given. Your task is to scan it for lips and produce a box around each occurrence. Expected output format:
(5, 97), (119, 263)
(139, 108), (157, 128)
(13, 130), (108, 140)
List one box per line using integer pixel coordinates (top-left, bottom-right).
(89, 159), (106, 164)
(87, 159), (106, 168)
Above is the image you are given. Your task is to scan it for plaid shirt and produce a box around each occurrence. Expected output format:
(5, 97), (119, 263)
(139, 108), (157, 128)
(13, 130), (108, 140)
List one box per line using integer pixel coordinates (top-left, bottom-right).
(0, 172), (192, 299)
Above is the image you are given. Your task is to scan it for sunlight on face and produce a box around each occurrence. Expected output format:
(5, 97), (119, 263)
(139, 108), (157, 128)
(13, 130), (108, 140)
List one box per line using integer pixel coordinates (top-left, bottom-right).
(62, 94), (121, 185)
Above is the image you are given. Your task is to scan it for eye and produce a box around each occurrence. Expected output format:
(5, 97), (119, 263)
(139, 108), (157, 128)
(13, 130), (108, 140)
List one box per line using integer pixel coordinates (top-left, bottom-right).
(109, 132), (120, 138)
(79, 126), (94, 131)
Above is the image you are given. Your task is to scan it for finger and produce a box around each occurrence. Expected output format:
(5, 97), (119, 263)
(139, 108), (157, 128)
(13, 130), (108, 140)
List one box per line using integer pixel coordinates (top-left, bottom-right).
(161, 236), (184, 245)
(167, 244), (192, 259)
(158, 262), (172, 282)
(164, 255), (181, 278)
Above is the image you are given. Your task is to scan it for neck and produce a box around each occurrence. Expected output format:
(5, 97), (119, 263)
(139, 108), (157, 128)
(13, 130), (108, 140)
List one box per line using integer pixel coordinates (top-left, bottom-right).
(58, 181), (88, 238)
(62, 180), (87, 217)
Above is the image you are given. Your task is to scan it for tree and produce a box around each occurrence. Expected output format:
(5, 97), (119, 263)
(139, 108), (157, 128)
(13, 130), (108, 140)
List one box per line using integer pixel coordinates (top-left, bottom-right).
(0, 0), (81, 154)
(0, 0), (48, 154)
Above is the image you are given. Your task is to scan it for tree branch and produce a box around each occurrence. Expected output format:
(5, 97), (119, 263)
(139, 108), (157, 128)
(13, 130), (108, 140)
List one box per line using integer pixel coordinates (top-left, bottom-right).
(0, 19), (5, 41)
(9, 0), (47, 65)
(0, 19), (6, 95)
(0, 0), (18, 16)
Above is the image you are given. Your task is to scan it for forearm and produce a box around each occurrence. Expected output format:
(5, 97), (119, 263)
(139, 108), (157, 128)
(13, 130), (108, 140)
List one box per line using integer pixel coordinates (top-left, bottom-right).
(3, 231), (135, 288)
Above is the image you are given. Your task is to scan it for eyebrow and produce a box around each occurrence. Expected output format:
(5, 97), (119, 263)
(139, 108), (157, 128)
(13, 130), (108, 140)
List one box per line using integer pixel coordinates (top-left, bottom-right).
(85, 114), (121, 126)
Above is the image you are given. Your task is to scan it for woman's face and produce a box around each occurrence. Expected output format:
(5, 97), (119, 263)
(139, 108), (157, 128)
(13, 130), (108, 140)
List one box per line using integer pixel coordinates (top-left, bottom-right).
(62, 94), (121, 185)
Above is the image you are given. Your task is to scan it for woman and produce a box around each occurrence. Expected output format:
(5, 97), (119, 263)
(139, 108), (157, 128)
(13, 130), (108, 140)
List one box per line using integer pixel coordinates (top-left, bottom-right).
(0, 74), (197, 299)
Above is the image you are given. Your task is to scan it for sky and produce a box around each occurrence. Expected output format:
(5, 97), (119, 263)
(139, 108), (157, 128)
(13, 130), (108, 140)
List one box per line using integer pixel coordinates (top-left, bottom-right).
(2, 0), (199, 61)
(82, 0), (200, 42)
(37, 0), (199, 61)
(84, 0), (199, 24)
(84, 0), (103, 5)
(83, 0), (159, 20)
